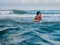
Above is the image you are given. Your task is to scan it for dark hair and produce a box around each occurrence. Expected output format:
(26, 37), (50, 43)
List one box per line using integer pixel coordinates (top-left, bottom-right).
(36, 11), (41, 15)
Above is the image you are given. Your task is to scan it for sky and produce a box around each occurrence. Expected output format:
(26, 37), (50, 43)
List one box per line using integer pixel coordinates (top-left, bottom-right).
(0, 0), (60, 10)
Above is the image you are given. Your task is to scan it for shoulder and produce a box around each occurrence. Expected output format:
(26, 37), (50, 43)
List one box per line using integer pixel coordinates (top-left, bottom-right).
(35, 16), (37, 17)
(34, 16), (37, 19)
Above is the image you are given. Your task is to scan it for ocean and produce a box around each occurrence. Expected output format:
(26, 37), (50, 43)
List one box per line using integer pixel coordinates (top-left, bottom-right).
(0, 10), (60, 45)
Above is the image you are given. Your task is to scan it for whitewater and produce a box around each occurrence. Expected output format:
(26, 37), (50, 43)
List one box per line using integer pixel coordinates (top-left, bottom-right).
(0, 10), (60, 45)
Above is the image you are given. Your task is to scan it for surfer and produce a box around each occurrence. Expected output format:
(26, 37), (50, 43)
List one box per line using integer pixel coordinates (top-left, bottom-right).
(33, 11), (42, 22)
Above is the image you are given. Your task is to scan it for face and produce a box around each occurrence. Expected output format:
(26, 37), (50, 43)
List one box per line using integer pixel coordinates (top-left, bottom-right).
(38, 13), (41, 16)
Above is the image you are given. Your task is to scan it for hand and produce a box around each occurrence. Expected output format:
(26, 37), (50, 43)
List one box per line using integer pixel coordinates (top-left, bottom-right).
(33, 20), (39, 22)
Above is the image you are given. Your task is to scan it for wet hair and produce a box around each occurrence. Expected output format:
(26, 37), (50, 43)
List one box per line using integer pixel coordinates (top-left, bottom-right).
(36, 11), (41, 15)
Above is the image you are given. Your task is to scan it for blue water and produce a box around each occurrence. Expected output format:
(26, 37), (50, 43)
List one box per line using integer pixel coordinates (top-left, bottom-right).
(0, 10), (60, 14)
(0, 10), (60, 45)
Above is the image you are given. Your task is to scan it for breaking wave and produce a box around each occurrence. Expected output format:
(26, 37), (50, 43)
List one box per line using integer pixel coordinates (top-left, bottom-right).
(0, 10), (60, 45)
(0, 14), (60, 22)
(0, 10), (60, 15)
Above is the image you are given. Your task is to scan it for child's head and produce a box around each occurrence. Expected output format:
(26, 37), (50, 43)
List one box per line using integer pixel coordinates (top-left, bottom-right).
(36, 11), (41, 15)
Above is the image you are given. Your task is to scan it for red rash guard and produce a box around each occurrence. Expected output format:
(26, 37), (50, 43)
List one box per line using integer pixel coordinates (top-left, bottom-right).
(34, 15), (41, 21)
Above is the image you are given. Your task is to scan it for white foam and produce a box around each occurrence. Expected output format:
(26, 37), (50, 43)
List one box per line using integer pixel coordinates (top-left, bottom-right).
(0, 14), (60, 18)
(33, 31), (60, 45)
(30, 42), (49, 45)
(0, 14), (60, 22)
(0, 27), (16, 31)
(8, 30), (34, 44)
(0, 11), (13, 15)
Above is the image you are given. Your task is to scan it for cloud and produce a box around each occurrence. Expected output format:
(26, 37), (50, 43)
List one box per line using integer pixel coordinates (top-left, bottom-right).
(0, 0), (60, 10)
(0, 0), (60, 6)
(45, 0), (48, 3)
(21, 0), (48, 4)
(0, 0), (48, 4)
(56, 0), (60, 2)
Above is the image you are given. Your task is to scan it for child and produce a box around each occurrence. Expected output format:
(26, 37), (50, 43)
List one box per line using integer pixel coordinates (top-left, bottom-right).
(33, 11), (42, 22)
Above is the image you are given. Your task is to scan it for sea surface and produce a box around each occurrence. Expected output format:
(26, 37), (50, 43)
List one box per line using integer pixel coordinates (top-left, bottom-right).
(0, 10), (60, 45)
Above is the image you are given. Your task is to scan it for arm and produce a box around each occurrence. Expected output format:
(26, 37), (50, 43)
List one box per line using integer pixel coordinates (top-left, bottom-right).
(33, 16), (38, 22)
(37, 14), (42, 21)
(39, 14), (42, 21)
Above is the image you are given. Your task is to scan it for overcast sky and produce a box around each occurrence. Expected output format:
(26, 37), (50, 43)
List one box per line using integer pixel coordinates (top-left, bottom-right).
(0, 0), (60, 10)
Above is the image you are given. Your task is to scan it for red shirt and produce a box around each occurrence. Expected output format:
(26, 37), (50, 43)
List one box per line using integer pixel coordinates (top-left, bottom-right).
(34, 15), (41, 21)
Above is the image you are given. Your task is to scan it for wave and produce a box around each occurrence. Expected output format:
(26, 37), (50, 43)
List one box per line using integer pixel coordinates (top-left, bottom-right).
(0, 10), (28, 15)
(0, 10), (60, 14)
(0, 14), (60, 23)
(33, 31), (60, 45)
(0, 15), (60, 45)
